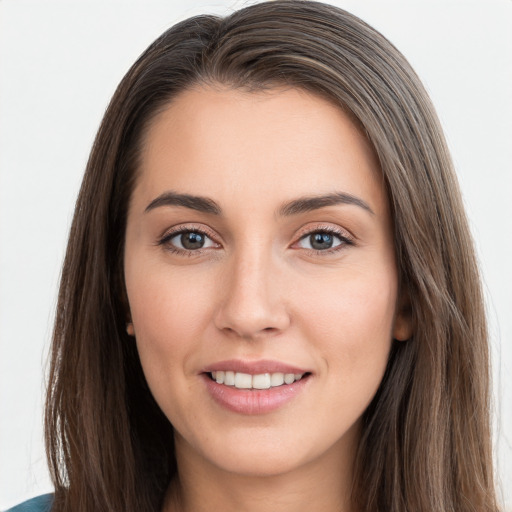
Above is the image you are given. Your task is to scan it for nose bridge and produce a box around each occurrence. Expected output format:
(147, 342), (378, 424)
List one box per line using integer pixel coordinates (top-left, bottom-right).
(214, 237), (290, 338)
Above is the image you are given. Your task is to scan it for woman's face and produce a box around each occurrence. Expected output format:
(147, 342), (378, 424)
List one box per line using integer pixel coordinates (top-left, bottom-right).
(124, 85), (411, 478)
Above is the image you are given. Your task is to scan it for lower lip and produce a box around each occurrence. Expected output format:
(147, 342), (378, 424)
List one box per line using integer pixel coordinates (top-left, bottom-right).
(203, 374), (310, 415)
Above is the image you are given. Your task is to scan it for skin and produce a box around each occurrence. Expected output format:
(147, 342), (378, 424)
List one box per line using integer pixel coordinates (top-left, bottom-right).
(124, 85), (412, 512)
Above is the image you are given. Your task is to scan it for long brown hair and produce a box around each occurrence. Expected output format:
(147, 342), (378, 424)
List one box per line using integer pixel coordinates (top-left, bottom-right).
(45, 1), (498, 511)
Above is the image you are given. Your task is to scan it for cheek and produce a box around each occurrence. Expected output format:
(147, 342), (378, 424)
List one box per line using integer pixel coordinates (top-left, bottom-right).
(297, 267), (397, 391)
(126, 265), (216, 380)
(125, 265), (222, 434)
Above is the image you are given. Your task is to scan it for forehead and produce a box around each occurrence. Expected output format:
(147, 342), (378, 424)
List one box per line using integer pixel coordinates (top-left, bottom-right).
(134, 85), (387, 217)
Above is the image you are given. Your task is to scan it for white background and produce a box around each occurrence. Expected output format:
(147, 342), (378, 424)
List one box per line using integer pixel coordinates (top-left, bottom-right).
(1, 0), (511, 509)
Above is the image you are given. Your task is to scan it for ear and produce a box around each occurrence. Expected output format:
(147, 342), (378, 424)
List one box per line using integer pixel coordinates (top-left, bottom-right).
(116, 265), (135, 337)
(126, 322), (135, 337)
(393, 289), (413, 341)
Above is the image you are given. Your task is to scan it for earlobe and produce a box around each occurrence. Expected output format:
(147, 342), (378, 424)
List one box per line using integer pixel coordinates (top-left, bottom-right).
(126, 322), (135, 336)
(393, 313), (413, 341)
(393, 290), (413, 341)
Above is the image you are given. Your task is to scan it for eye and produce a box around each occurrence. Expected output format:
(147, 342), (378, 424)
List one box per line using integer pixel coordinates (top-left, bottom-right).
(159, 228), (218, 253)
(295, 228), (353, 253)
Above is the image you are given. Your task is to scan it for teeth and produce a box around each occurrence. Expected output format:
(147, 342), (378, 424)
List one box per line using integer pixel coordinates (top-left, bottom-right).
(224, 370), (235, 386)
(234, 372), (252, 389)
(270, 373), (284, 386)
(211, 371), (305, 389)
(252, 373), (271, 389)
(284, 373), (295, 385)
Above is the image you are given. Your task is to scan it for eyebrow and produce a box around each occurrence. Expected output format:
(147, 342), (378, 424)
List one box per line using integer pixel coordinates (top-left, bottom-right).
(144, 190), (374, 216)
(145, 191), (221, 215)
(277, 192), (374, 217)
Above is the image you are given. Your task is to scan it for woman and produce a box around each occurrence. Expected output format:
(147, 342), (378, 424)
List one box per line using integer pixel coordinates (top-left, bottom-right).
(8, 1), (499, 511)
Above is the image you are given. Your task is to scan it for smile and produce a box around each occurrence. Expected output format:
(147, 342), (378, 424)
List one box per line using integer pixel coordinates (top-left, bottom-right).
(202, 360), (312, 414)
(210, 371), (306, 389)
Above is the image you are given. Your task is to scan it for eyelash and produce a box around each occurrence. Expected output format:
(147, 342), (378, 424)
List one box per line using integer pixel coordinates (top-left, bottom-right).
(157, 224), (354, 257)
(295, 225), (355, 255)
(157, 225), (219, 258)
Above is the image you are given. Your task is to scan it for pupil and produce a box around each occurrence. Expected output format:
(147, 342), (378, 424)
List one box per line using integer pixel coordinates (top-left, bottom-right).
(311, 232), (333, 250)
(181, 232), (204, 250)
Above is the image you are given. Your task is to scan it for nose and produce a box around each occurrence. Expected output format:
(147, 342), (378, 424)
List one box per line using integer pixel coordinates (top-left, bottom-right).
(213, 246), (291, 340)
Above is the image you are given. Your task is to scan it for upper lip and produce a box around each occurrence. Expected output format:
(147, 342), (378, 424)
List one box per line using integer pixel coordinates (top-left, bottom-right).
(201, 359), (310, 375)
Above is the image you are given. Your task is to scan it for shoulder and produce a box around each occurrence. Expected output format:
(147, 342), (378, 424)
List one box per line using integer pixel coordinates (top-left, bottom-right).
(5, 494), (54, 512)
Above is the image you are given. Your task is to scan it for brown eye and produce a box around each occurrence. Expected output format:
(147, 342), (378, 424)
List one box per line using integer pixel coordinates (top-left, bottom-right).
(180, 232), (206, 250)
(163, 230), (217, 252)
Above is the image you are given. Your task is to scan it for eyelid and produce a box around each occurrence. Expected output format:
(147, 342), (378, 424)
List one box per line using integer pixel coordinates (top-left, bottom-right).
(157, 223), (221, 251)
(159, 223), (218, 240)
(156, 222), (355, 256)
(291, 223), (355, 254)
(294, 223), (355, 243)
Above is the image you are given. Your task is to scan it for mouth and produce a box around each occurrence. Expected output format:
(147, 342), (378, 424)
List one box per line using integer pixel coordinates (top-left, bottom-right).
(208, 370), (310, 390)
(201, 360), (312, 414)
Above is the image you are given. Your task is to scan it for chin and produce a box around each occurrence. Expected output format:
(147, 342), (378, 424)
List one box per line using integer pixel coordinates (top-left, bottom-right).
(182, 419), (359, 479)
(211, 446), (309, 478)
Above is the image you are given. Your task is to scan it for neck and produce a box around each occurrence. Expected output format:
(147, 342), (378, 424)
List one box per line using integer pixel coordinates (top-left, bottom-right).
(163, 427), (359, 512)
